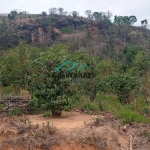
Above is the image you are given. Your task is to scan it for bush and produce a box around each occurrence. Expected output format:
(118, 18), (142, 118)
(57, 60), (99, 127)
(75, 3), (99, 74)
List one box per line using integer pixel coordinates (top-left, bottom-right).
(77, 25), (85, 30)
(8, 107), (22, 117)
(27, 44), (74, 116)
(108, 74), (138, 104)
(60, 27), (73, 34)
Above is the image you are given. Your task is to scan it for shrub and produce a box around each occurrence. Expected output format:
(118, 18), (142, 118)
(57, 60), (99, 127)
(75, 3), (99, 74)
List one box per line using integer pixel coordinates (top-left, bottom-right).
(8, 107), (22, 117)
(60, 27), (73, 34)
(108, 74), (138, 104)
(27, 44), (74, 116)
(77, 25), (85, 30)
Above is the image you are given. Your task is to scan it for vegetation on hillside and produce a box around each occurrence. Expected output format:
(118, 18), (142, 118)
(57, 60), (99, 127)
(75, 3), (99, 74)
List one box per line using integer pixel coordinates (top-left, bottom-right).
(0, 8), (150, 124)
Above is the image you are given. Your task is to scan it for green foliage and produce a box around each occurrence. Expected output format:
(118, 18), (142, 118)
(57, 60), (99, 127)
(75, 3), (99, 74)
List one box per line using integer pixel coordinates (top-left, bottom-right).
(79, 58), (121, 101)
(0, 22), (8, 35)
(82, 102), (99, 111)
(38, 18), (52, 28)
(0, 104), (4, 110)
(97, 93), (150, 124)
(108, 74), (138, 104)
(129, 16), (137, 25)
(8, 108), (22, 117)
(115, 110), (149, 124)
(114, 15), (137, 26)
(8, 10), (18, 20)
(1, 42), (43, 92)
(1, 86), (14, 95)
(127, 51), (150, 101)
(141, 19), (148, 27)
(27, 44), (75, 116)
(132, 51), (150, 76)
(143, 108), (150, 115)
(0, 22), (19, 50)
(43, 111), (51, 117)
(60, 27), (73, 34)
(93, 11), (112, 29)
(122, 46), (140, 67)
(28, 96), (39, 108)
(41, 11), (47, 17)
(77, 25), (85, 30)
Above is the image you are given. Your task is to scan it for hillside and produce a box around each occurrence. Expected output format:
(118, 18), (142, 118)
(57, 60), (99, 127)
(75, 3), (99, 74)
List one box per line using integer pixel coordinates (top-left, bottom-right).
(0, 9), (150, 150)
(0, 11), (150, 58)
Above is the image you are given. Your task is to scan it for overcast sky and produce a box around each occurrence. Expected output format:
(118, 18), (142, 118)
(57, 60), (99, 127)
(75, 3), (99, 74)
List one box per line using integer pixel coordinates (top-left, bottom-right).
(0, 0), (149, 26)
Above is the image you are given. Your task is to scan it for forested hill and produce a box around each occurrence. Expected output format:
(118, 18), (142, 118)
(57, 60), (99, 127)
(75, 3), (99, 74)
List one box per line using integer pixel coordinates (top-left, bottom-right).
(0, 8), (150, 58)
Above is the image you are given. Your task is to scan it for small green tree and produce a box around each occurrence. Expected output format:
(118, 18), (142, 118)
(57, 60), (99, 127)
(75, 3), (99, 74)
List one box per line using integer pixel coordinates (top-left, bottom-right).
(108, 74), (138, 104)
(141, 19), (148, 28)
(119, 46), (140, 71)
(132, 52), (150, 103)
(8, 10), (18, 20)
(79, 58), (121, 101)
(27, 44), (75, 116)
(41, 11), (47, 17)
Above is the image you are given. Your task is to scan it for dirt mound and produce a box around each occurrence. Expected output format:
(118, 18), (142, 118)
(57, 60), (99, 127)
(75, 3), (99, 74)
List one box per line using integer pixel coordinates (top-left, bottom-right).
(0, 111), (150, 150)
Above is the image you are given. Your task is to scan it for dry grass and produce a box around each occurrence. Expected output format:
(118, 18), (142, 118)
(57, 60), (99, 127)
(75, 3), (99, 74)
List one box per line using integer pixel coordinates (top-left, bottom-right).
(20, 90), (31, 100)
(0, 116), (63, 150)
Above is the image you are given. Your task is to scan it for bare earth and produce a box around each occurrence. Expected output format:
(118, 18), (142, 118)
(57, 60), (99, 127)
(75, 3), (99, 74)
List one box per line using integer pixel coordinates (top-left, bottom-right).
(0, 111), (150, 150)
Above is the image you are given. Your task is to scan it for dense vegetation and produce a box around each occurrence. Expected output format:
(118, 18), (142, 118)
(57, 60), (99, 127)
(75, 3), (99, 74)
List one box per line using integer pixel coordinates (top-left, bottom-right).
(0, 8), (150, 123)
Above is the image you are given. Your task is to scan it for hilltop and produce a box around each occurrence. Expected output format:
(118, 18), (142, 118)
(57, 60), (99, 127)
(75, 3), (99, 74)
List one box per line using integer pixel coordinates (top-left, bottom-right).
(0, 9), (150, 58)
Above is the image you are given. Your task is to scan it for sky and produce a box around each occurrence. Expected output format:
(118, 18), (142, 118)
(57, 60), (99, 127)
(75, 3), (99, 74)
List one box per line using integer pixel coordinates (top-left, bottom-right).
(0, 0), (149, 26)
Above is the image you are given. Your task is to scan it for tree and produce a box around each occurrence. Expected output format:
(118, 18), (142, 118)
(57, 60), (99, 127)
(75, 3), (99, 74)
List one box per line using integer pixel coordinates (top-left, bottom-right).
(129, 15), (137, 25)
(58, 7), (64, 15)
(141, 19), (148, 28)
(122, 46), (140, 67)
(93, 11), (112, 21)
(94, 11), (112, 29)
(114, 15), (130, 34)
(72, 11), (79, 18)
(0, 22), (19, 50)
(79, 57), (121, 101)
(114, 16), (130, 26)
(41, 11), (47, 17)
(93, 12), (101, 20)
(27, 44), (75, 116)
(49, 8), (57, 15)
(8, 10), (18, 20)
(108, 74), (138, 104)
(0, 22), (8, 35)
(85, 10), (93, 19)
(132, 52), (150, 103)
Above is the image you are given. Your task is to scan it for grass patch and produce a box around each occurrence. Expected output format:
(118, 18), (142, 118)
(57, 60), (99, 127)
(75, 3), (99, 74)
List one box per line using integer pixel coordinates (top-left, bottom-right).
(82, 102), (99, 111)
(72, 93), (150, 124)
(0, 104), (4, 110)
(115, 110), (149, 124)
(96, 93), (150, 124)
(8, 107), (22, 117)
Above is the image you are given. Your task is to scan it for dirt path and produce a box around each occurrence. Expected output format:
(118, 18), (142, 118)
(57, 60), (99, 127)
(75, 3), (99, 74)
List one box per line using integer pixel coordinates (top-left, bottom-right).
(1, 111), (150, 150)
(29, 111), (95, 135)
(29, 111), (128, 149)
